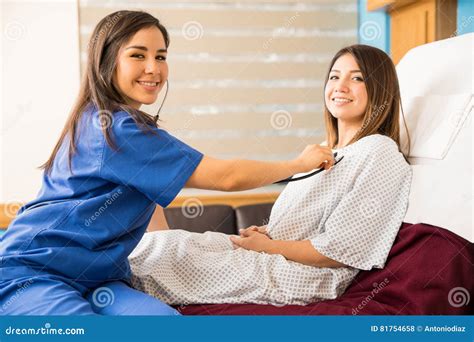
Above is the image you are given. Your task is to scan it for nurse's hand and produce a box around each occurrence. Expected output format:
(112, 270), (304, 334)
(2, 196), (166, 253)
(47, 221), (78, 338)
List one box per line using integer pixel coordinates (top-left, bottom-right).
(295, 145), (335, 172)
(230, 229), (272, 253)
(238, 225), (268, 237)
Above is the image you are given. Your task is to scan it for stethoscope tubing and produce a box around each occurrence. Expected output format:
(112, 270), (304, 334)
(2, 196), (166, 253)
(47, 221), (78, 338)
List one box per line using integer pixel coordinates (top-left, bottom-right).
(274, 152), (344, 184)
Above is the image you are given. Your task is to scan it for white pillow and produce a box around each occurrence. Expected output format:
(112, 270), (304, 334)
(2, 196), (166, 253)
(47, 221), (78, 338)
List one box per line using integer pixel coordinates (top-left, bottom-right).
(397, 33), (473, 242)
(400, 94), (471, 159)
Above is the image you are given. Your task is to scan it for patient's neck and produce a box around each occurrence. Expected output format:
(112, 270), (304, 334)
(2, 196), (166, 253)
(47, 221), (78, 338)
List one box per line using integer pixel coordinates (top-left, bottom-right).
(336, 121), (362, 149)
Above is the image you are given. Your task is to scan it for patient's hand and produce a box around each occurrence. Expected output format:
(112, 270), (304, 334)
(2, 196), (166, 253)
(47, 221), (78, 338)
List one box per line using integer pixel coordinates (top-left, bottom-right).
(230, 228), (272, 253)
(238, 225), (268, 237)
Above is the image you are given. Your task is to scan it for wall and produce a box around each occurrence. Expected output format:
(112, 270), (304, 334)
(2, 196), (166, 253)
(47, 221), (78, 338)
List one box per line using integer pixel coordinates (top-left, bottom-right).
(457, 0), (474, 35)
(1, 0), (81, 203)
(357, 0), (390, 52)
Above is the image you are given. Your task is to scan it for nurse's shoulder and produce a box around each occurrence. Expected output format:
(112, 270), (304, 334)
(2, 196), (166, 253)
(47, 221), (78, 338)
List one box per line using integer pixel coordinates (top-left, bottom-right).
(85, 108), (170, 150)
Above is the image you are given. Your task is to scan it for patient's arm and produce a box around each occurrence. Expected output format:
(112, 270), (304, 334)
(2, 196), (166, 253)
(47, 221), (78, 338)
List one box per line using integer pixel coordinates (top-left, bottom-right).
(266, 240), (346, 268)
(146, 205), (170, 232)
(230, 230), (345, 268)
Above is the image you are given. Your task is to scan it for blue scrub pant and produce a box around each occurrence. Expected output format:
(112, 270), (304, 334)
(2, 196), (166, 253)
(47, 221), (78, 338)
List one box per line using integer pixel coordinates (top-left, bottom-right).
(0, 276), (180, 315)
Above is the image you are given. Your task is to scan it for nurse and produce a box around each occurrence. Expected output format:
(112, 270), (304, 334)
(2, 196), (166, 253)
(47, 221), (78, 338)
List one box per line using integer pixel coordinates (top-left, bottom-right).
(0, 10), (334, 315)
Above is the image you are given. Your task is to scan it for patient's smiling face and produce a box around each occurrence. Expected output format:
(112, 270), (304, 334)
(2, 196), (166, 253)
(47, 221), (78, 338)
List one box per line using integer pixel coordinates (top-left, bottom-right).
(324, 53), (368, 126)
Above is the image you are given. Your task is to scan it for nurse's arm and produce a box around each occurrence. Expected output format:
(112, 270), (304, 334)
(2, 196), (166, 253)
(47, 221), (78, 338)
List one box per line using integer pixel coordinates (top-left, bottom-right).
(185, 155), (323, 191)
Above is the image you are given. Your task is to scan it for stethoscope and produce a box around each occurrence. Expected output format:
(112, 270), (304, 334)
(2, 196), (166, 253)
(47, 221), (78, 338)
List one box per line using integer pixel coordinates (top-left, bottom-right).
(274, 152), (344, 184)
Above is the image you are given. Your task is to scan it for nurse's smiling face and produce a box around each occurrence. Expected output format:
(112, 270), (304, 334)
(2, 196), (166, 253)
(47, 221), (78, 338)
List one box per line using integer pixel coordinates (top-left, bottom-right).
(114, 26), (168, 109)
(324, 53), (368, 126)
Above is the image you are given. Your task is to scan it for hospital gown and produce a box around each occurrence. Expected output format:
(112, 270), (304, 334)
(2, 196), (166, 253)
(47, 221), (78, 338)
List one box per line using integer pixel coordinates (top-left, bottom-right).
(129, 134), (412, 305)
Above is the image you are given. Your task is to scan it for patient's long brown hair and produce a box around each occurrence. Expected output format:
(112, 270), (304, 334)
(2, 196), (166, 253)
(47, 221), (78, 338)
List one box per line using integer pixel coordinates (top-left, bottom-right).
(40, 10), (170, 173)
(323, 44), (410, 159)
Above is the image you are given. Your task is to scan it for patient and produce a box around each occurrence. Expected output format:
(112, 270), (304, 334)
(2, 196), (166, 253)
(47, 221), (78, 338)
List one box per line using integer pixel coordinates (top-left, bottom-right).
(128, 44), (413, 306)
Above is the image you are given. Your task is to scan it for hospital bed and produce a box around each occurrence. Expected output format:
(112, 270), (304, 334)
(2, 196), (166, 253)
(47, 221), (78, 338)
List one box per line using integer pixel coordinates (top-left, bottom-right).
(177, 33), (474, 315)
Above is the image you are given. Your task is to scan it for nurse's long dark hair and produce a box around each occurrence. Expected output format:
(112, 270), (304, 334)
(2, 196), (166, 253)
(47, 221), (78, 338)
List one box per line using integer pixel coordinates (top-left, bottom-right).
(323, 44), (411, 160)
(40, 10), (169, 173)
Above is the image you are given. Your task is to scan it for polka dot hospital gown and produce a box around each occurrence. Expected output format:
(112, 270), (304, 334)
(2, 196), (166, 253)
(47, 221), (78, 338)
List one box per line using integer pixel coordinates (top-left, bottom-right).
(129, 134), (412, 306)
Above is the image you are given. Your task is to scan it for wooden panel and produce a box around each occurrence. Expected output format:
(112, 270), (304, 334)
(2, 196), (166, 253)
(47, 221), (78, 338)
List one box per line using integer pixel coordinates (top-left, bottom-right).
(168, 192), (280, 208)
(368, 0), (422, 12)
(390, 0), (436, 64)
(435, 0), (457, 40)
(0, 203), (22, 229)
(367, 0), (395, 11)
(377, 0), (456, 64)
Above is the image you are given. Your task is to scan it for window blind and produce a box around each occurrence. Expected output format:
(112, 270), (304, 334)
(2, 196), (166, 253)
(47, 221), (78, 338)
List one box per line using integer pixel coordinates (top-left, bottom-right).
(78, 0), (357, 160)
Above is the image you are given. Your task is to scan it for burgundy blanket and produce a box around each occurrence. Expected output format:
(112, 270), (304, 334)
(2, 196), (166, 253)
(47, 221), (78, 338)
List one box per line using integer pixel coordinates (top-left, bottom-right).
(179, 223), (473, 315)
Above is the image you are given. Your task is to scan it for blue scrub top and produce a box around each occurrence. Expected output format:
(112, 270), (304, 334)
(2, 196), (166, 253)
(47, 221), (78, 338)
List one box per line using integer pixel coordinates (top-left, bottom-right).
(0, 107), (203, 288)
